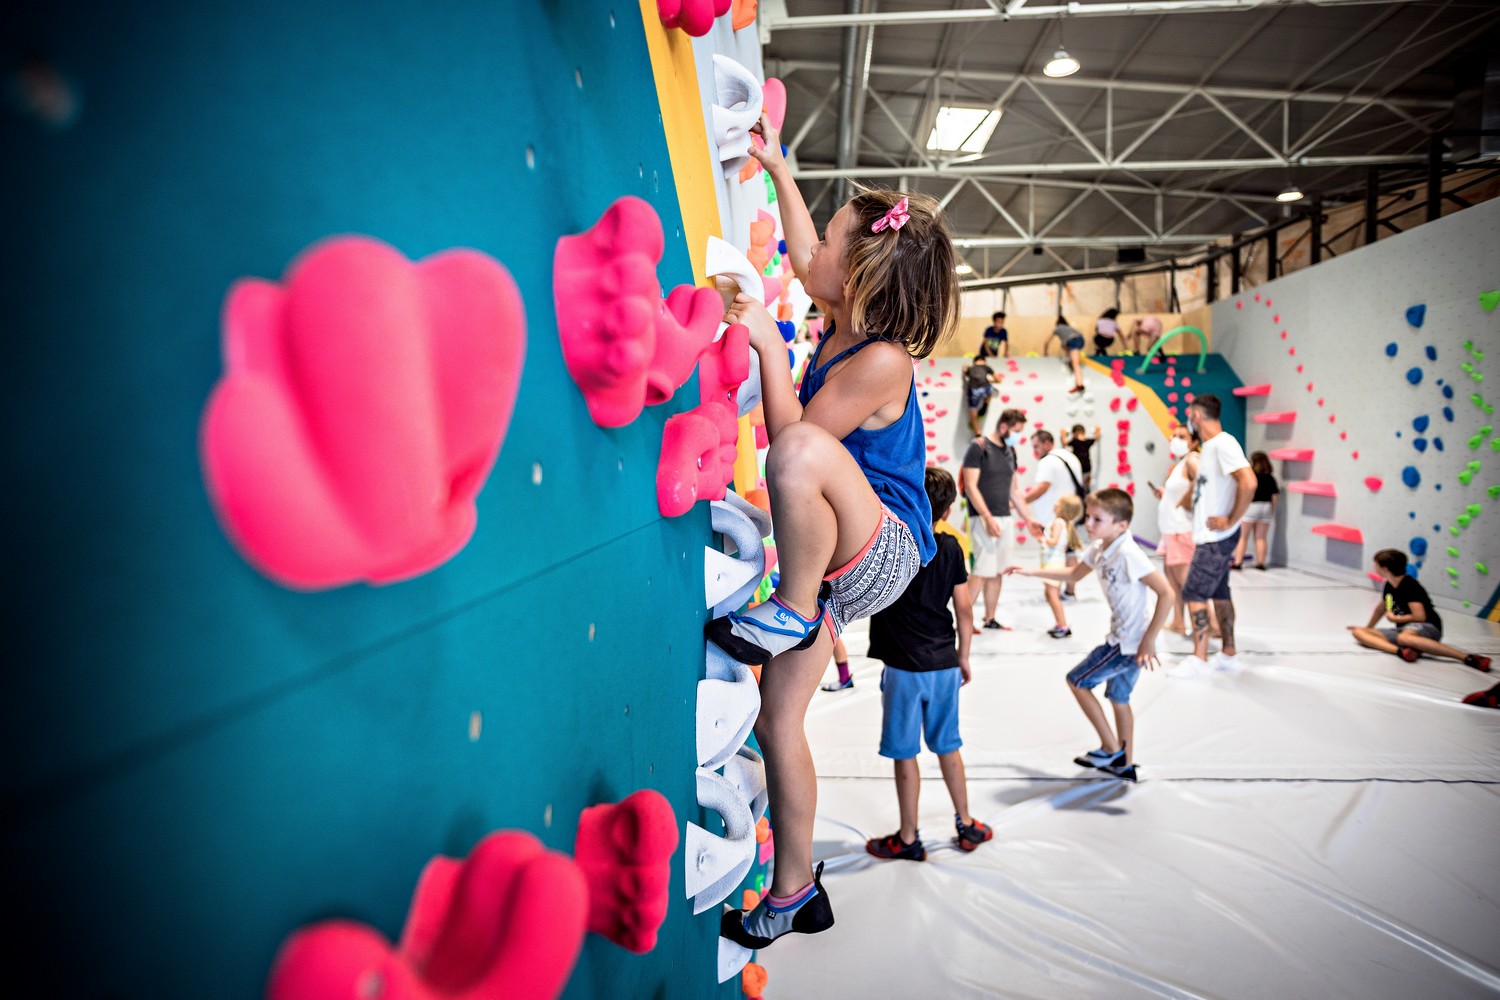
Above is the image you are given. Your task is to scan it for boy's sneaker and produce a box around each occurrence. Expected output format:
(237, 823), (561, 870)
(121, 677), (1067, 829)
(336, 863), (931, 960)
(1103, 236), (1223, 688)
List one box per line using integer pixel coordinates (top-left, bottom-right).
(1463, 654), (1492, 672)
(721, 863), (835, 949)
(1102, 759), (1139, 782)
(1166, 654), (1209, 677)
(1047, 625), (1072, 639)
(866, 832), (926, 861)
(1210, 652), (1241, 672)
(1073, 747), (1125, 770)
(955, 815), (993, 852)
(820, 677), (854, 692)
(706, 594), (825, 664)
(983, 619), (1009, 630)
(1398, 646), (1421, 663)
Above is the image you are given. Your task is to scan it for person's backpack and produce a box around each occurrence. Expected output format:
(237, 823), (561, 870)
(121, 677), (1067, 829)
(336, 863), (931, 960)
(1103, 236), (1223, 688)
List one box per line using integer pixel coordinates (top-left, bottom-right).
(1056, 452), (1088, 526)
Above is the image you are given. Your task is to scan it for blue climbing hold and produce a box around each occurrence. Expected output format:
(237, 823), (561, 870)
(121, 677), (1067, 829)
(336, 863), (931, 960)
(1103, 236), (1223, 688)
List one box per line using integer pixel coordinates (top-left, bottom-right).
(1414, 437), (1428, 452)
(1433, 437), (1444, 451)
(1406, 304), (1426, 327)
(1410, 537), (1428, 556)
(1426, 345), (1437, 361)
(1443, 406), (1454, 422)
(1409, 511), (1416, 519)
(1396, 431), (1402, 438)
(1409, 564), (1420, 579)
(1433, 523), (1441, 532)
(1403, 466), (1421, 488)
(776, 320), (796, 343)
(769, 570), (780, 589)
(1385, 342), (1399, 357)
(1406, 367), (1423, 385)
(1442, 385), (1454, 399)
(1413, 415), (1430, 433)
(1435, 483), (1443, 491)
(777, 239), (787, 255)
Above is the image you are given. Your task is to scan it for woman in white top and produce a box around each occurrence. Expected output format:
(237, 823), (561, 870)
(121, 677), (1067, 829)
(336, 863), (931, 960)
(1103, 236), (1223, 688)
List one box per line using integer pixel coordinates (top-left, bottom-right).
(1152, 425), (1198, 634)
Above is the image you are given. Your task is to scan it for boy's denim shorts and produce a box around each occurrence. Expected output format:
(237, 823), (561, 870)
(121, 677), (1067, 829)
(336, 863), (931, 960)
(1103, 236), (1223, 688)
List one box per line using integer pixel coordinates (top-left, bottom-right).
(878, 665), (962, 759)
(1067, 643), (1141, 704)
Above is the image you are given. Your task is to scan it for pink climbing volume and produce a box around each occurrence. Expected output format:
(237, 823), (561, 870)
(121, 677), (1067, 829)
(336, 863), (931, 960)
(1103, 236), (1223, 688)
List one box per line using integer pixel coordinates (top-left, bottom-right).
(200, 235), (525, 590)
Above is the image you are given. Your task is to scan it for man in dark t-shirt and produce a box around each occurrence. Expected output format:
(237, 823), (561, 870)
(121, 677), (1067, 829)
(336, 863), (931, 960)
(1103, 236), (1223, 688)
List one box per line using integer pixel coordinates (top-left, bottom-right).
(961, 407), (1042, 630)
(864, 468), (995, 861)
(1348, 548), (1490, 670)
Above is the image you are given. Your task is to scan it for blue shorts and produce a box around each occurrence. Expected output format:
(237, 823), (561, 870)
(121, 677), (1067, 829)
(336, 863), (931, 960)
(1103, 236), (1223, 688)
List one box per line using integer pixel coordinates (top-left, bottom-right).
(879, 666), (962, 759)
(1066, 643), (1140, 704)
(1065, 333), (1085, 352)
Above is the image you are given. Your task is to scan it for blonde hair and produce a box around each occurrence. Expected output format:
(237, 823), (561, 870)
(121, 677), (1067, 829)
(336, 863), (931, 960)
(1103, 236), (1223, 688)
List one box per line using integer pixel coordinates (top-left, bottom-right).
(842, 187), (959, 359)
(1055, 494), (1084, 551)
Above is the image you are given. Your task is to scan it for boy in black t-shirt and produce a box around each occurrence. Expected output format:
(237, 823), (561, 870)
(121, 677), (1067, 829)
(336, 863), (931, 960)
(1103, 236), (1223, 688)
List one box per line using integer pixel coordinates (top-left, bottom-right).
(962, 354), (998, 435)
(978, 311), (1008, 359)
(1348, 549), (1491, 671)
(864, 468), (995, 862)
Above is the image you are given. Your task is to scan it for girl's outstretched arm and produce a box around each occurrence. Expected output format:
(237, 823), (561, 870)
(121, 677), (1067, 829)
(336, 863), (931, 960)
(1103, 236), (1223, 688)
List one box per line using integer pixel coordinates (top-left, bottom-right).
(749, 112), (817, 285)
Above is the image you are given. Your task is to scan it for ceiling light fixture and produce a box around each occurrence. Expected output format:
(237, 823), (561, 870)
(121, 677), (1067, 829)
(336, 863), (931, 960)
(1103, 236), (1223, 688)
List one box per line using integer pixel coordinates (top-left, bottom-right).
(1042, 17), (1079, 78)
(955, 262), (974, 275)
(1277, 185), (1305, 203)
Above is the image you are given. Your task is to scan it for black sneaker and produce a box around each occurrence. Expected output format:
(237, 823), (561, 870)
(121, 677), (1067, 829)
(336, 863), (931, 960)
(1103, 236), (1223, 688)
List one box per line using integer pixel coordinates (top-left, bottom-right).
(1073, 747), (1124, 770)
(983, 619), (1009, 630)
(866, 832), (926, 861)
(955, 815), (993, 852)
(1047, 625), (1072, 639)
(720, 862), (835, 948)
(1102, 759), (1138, 782)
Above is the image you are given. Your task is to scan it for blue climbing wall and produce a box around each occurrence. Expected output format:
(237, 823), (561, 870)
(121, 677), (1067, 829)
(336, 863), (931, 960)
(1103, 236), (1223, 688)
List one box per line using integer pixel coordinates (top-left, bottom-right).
(2, 2), (730, 995)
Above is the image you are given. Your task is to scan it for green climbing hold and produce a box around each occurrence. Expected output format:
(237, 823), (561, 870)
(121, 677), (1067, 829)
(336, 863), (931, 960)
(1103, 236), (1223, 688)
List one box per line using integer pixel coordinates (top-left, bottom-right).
(1456, 514), (1472, 528)
(1470, 460), (1484, 471)
(1480, 290), (1500, 312)
(1492, 437), (1500, 449)
(1447, 546), (1460, 558)
(1472, 392), (1485, 407)
(1465, 339), (1475, 350)
(1466, 601), (1474, 607)
(1466, 503), (1482, 517)
(1486, 403), (1496, 415)
(1476, 349), (1487, 361)
(1473, 435), (1486, 449)
(1481, 425), (1495, 437)
(1446, 566), (1459, 577)
(1451, 526), (1462, 536)
(1490, 485), (1500, 499)
(1458, 470), (1474, 485)
(1478, 563), (1490, 575)
(1463, 362), (1475, 373)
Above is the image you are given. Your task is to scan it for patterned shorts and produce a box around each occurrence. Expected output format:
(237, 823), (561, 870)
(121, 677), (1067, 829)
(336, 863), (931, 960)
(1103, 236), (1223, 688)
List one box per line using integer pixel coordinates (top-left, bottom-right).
(823, 508), (921, 635)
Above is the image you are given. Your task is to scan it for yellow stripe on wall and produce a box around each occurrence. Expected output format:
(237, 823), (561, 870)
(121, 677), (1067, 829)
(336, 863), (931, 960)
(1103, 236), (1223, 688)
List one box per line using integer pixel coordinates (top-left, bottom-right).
(638, 1), (721, 281)
(1082, 357), (1177, 441)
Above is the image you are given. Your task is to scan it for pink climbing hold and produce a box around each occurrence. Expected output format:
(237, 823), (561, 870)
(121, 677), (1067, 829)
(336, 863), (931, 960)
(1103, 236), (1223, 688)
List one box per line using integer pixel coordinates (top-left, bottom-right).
(200, 235), (526, 591)
(696, 323), (750, 412)
(266, 831), (587, 1000)
(1237, 300), (1244, 309)
(1307, 383), (1314, 392)
(1312, 523), (1364, 544)
(1111, 358), (1125, 370)
(1109, 398), (1121, 411)
(1280, 331), (1288, 340)
(1254, 412), (1296, 424)
(937, 454), (951, 462)
(1034, 395), (1044, 402)
(1168, 392), (1179, 402)
(1287, 481), (1337, 497)
(1126, 482), (1136, 496)
(657, 403), (736, 516)
(936, 409), (948, 418)
(1181, 377), (1191, 387)
(1352, 450), (1360, 459)
(1273, 314), (1280, 323)
(1364, 476), (1383, 492)
(1165, 377), (1176, 388)
(1126, 398), (1139, 412)
(1185, 393), (1195, 403)
(575, 789), (679, 955)
(1266, 298), (1273, 306)
(1288, 347), (1297, 356)
(926, 430), (936, 439)
(1001, 395), (1010, 402)
(927, 403), (936, 411)
(1340, 431), (1348, 441)
(657, 0), (732, 36)
(1254, 293), (1261, 301)
(1233, 385), (1271, 397)
(555, 196), (718, 427)
(1317, 398), (1325, 407)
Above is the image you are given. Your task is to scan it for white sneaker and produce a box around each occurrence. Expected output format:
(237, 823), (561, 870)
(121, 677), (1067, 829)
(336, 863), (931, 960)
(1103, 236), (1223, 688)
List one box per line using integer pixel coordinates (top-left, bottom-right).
(1210, 652), (1242, 672)
(1165, 655), (1209, 678)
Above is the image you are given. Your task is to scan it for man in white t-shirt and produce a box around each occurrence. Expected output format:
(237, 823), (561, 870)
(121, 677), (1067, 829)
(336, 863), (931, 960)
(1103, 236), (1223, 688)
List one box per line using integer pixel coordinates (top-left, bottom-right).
(1175, 394), (1256, 673)
(1023, 429), (1086, 597)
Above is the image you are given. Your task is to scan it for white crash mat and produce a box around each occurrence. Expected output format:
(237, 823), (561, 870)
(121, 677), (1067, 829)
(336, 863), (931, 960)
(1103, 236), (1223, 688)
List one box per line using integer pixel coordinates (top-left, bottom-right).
(763, 566), (1500, 998)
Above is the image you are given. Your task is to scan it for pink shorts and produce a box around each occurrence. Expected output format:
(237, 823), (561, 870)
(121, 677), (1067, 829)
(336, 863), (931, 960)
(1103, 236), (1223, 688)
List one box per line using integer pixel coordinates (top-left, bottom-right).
(1161, 532), (1196, 567)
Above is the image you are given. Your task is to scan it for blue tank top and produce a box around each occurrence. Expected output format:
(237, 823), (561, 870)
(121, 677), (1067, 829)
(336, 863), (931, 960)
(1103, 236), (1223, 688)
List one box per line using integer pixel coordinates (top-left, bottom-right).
(799, 334), (936, 564)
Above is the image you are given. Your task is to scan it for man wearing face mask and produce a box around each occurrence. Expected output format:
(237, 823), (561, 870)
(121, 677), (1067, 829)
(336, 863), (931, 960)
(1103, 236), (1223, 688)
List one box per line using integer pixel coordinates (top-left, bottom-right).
(961, 408), (1044, 631)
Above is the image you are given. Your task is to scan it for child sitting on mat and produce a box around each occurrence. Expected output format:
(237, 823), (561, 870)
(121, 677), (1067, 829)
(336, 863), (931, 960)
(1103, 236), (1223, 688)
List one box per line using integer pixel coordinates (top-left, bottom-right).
(1347, 549), (1491, 671)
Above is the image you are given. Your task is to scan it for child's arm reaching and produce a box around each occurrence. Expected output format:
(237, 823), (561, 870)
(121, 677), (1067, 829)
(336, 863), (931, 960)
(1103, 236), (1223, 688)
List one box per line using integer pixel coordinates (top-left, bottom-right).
(725, 293), (912, 443)
(1004, 562), (1093, 585)
(951, 580), (973, 684)
(748, 113), (816, 285)
(1135, 570), (1175, 670)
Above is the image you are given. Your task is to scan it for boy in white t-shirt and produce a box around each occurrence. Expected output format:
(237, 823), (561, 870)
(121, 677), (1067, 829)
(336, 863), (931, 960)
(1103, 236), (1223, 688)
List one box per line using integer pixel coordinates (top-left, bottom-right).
(1006, 489), (1172, 781)
(1175, 394), (1256, 674)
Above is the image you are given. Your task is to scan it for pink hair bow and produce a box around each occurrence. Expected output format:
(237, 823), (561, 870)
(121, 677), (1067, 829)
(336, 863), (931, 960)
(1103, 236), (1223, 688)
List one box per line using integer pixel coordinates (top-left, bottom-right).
(871, 197), (909, 234)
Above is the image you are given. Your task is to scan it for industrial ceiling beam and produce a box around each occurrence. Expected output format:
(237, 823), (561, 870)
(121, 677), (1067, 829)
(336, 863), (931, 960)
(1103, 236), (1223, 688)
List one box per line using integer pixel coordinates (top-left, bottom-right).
(763, 59), (1451, 109)
(790, 153), (1429, 178)
(953, 234), (1229, 248)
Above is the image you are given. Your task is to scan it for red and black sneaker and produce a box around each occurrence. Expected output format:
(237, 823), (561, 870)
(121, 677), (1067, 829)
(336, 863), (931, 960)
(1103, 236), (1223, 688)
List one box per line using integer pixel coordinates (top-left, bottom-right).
(1398, 646), (1421, 663)
(1461, 683), (1499, 708)
(866, 832), (926, 861)
(1464, 654), (1492, 672)
(955, 815), (993, 852)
